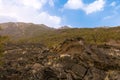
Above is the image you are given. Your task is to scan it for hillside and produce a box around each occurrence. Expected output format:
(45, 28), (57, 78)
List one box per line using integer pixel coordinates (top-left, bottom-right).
(0, 22), (54, 39)
(0, 22), (120, 47)
(0, 22), (120, 80)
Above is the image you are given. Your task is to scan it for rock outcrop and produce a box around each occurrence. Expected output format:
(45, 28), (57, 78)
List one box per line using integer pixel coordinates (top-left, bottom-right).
(0, 38), (120, 80)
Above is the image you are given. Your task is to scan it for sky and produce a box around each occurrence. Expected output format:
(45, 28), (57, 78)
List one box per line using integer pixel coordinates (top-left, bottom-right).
(0, 0), (120, 28)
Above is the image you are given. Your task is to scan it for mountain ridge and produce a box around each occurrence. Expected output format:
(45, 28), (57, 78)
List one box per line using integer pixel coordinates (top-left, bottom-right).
(0, 22), (54, 39)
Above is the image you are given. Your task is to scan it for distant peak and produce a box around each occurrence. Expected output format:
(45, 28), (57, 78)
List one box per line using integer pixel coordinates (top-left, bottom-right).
(59, 26), (71, 29)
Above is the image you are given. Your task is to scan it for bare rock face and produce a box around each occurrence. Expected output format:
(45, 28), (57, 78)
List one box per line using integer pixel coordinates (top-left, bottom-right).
(0, 38), (120, 80)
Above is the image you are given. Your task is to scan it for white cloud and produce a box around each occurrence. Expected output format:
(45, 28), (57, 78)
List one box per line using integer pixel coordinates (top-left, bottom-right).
(103, 15), (113, 20)
(0, 16), (17, 22)
(20, 0), (47, 9)
(36, 12), (61, 27)
(0, 0), (1, 4)
(0, 0), (61, 28)
(110, 1), (116, 7)
(84, 0), (105, 14)
(64, 0), (84, 9)
(48, 0), (54, 7)
(64, 0), (106, 14)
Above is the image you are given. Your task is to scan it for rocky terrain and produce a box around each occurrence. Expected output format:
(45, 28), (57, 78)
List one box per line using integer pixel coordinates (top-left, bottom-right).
(0, 38), (120, 80)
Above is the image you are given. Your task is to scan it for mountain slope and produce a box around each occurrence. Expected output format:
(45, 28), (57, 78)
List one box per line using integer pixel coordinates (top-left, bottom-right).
(0, 22), (54, 39)
(0, 22), (120, 47)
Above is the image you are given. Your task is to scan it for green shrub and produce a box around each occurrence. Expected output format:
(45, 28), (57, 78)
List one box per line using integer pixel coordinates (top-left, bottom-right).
(9, 26), (120, 47)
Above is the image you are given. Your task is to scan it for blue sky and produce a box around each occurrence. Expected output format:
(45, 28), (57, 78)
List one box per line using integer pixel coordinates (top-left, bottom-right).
(0, 0), (120, 28)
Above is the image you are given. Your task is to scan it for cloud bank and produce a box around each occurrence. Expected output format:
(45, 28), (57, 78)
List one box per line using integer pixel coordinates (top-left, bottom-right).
(64, 0), (106, 14)
(0, 0), (61, 28)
